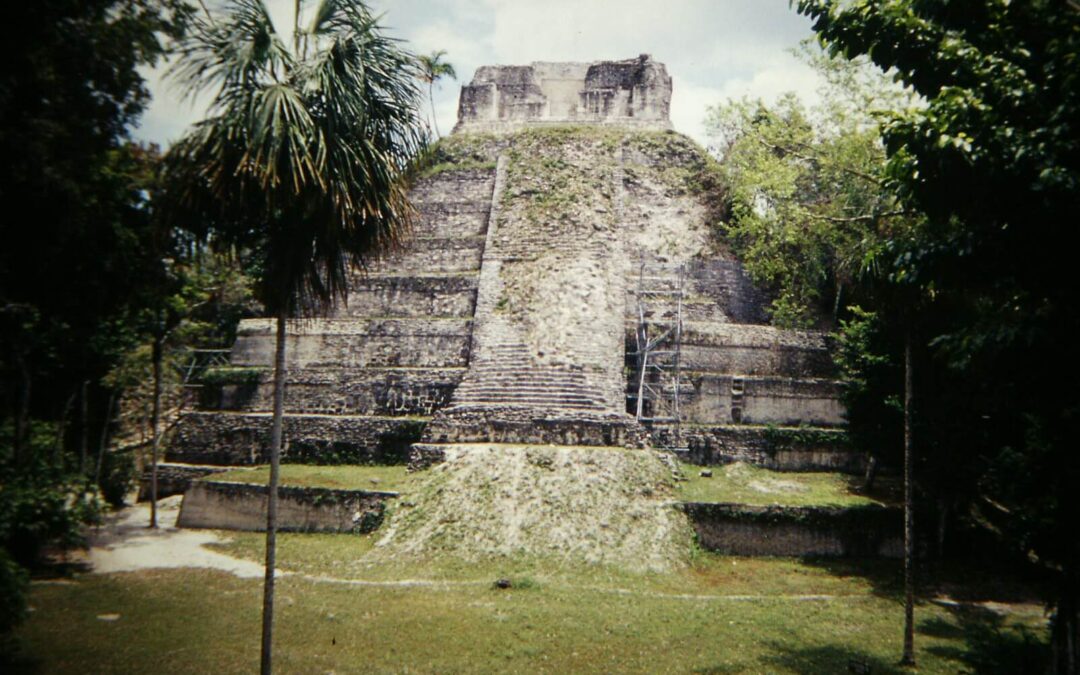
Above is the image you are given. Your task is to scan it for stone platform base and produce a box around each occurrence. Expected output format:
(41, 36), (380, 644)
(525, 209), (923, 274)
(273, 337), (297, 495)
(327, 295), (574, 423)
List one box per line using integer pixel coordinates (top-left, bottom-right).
(682, 502), (901, 557)
(137, 463), (224, 502)
(421, 405), (648, 448)
(652, 424), (863, 474)
(177, 480), (396, 533)
(167, 411), (427, 465)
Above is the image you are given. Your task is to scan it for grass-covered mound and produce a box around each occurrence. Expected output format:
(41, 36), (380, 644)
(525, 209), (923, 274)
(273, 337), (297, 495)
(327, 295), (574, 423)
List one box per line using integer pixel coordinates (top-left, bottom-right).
(370, 444), (693, 573)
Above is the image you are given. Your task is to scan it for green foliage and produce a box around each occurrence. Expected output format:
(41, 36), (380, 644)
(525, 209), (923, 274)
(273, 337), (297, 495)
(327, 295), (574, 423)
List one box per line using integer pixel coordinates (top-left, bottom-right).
(706, 46), (917, 327)
(199, 366), (266, 386)
(831, 307), (902, 464)
(0, 0), (193, 463)
(0, 548), (28, 643)
(417, 49), (457, 139)
(760, 424), (851, 450)
(797, 2), (1080, 667)
(97, 448), (137, 508)
(0, 422), (101, 565)
(162, 0), (428, 317)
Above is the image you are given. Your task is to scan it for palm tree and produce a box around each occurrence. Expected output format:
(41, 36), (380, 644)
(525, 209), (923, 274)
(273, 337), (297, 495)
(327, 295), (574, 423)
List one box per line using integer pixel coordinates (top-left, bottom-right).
(418, 50), (456, 138)
(161, 1), (425, 672)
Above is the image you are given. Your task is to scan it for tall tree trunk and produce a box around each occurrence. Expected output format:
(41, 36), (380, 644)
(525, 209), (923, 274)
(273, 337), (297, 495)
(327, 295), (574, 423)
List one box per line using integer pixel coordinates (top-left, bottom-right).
(260, 311), (288, 675)
(79, 380), (89, 473)
(13, 352), (31, 465)
(1053, 573), (1079, 675)
(429, 81), (440, 139)
(901, 330), (916, 667)
(95, 390), (116, 487)
(149, 333), (163, 528)
(863, 454), (878, 492)
(54, 391), (76, 468)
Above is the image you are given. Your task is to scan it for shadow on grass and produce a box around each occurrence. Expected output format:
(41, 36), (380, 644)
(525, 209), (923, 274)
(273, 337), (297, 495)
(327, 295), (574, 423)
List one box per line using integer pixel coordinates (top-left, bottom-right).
(757, 643), (903, 675)
(798, 555), (1042, 604)
(0, 642), (42, 675)
(921, 602), (1048, 674)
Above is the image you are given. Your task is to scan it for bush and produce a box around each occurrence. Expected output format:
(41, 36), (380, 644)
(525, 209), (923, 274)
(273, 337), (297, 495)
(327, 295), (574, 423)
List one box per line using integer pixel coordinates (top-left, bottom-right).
(0, 549), (28, 637)
(0, 461), (101, 566)
(98, 448), (136, 507)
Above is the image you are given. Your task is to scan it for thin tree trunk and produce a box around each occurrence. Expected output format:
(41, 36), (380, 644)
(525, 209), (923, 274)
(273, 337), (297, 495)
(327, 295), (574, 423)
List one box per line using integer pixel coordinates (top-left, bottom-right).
(863, 454), (878, 492)
(429, 81), (440, 139)
(54, 391), (76, 468)
(936, 496), (948, 561)
(1052, 573), (1079, 675)
(95, 390), (117, 487)
(13, 353), (30, 465)
(79, 380), (89, 473)
(260, 310), (288, 675)
(901, 330), (916, 667)
(149, 333), (163, 528)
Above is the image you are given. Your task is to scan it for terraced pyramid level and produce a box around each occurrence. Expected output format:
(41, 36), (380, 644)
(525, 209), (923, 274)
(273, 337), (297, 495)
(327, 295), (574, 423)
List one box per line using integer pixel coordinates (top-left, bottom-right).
(165, 56), (856, 484)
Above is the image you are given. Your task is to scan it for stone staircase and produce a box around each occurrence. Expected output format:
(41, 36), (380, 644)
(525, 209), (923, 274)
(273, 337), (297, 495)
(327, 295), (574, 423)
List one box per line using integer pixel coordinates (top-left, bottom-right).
(451, 343), (609, 411)
(158, 165), (499, 490)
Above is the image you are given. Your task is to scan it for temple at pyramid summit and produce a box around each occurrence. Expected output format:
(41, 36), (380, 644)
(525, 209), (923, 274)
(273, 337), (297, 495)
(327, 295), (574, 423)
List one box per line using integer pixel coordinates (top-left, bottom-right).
(162, 55), (855, 502)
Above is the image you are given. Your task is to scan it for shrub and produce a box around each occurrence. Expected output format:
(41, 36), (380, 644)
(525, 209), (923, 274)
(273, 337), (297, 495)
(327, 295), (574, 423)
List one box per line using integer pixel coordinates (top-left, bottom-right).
(0, 548), (28, 638)
(98, 448), (136, 507)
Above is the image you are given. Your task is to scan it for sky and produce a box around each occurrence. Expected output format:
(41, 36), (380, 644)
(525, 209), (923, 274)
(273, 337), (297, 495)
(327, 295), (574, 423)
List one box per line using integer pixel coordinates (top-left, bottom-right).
(135, 0), (823, 148)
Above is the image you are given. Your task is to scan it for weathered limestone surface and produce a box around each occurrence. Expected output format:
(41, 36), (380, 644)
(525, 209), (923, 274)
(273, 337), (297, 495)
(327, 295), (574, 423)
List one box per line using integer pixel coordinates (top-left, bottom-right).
(167, 166), (496, 463)
(168, 56), (847, 472)
(682, 503), (901, 557)
(137, 462), (222, 501)
(178, 481), (394, 533)
(652, 425), (862, 473)
(455, 55), (672, 134)
(168, 411), (425, 465)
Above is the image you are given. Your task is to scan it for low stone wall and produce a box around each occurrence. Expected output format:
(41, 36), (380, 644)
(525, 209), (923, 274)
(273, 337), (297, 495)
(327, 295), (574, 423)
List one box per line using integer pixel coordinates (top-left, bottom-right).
(201, 367), (465, 417)
(178, 481), (395, 533)
(682, 502), (901, 557)
(230, 318), (472, 370)
(167, 412), (426, 465)
(679, 322), (836, 378)
(652, 424), (863, 473)
(340, 276), (478, 319)
(413, 202), (491, 239)
(679, 374), (845, 427)
(137, 462), (223, 501)
(422, 405), (647, 448)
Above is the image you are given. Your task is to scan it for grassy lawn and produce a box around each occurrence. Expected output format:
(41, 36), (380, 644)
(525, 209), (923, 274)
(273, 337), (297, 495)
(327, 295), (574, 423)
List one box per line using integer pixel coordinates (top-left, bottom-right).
(210, 464), (412, 492)
(676, 462), (900, 507)
(9, 540), (1048, 674)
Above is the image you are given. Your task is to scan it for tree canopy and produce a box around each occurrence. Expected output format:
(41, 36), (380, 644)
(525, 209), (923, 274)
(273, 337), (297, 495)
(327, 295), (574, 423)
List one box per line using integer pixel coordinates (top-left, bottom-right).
(795, 1), (1080, 671)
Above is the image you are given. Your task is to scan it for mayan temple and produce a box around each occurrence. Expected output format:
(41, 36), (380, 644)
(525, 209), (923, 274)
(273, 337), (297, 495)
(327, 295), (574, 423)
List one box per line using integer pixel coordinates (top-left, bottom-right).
(164, 56), (867, 566)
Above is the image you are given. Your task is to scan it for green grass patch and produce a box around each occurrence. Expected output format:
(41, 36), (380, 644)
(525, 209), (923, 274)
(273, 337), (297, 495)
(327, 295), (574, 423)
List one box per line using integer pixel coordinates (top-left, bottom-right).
(10, 556), (1048, 674)
(209, 464), (412, 492)
(677, 462), (899, 507)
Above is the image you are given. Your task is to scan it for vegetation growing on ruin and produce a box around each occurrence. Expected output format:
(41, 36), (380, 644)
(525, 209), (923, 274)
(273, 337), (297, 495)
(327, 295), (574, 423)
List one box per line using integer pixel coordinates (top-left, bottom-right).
(415, 132), (503, 178)
(210, 464), (411, 492)
(198, 366), (266, 386)
(677, 462), (897, 507)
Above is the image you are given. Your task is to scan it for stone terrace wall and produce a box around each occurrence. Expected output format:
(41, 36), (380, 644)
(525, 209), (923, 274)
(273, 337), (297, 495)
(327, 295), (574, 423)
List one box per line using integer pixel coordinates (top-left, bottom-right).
(683, 502), (901, 557)
(167, 166), (497, 466)
(178, 481), (394, 533)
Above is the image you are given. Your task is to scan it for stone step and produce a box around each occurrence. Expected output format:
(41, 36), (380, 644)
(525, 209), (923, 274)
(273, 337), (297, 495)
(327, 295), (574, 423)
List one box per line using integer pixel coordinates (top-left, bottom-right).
(455, 392), (603, 403)
(455, 388), (604, 403)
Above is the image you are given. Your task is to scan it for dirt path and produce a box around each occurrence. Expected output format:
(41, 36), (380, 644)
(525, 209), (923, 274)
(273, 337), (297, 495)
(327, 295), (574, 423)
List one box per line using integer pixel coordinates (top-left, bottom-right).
(85, 496), (264, 578)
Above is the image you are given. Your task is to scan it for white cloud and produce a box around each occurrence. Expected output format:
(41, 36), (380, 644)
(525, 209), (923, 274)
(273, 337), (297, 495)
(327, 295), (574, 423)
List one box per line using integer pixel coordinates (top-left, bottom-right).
(134, 0), (823, 149)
